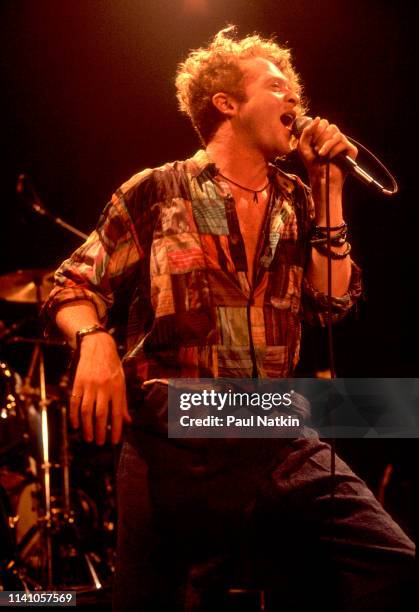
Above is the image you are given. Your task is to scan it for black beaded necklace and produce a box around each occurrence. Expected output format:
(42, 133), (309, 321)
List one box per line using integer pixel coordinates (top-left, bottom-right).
(218, 172), (270, 203)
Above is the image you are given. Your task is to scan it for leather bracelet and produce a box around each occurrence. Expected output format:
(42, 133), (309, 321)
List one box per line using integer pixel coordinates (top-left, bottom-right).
(314, 221), (347, 231)
(310, 234), (347, 247)
(312, 241), (352, 259)
(75, 324), (108, 351)
(311, 223), (348, 249)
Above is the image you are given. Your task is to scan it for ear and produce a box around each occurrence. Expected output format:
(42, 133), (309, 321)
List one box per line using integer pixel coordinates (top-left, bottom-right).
(211, 92), (238, 117)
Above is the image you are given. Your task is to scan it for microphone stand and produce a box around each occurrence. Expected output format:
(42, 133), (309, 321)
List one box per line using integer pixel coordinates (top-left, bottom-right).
(16, 174), (89, 241)
(14, 174), (105, 590)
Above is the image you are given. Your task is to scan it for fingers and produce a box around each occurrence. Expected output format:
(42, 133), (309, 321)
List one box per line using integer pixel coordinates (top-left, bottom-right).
(69, 370), (95, 442)
(70, 387), (83, 429)
(95, 388), (110, 446)
(310, 119), (340, 154)
(303, 116), (357, 162)
(80, 387), (95, 443)
(69, 338), (130, 444)
(69, 379), (130, 445)
(318, 132), (349, 159)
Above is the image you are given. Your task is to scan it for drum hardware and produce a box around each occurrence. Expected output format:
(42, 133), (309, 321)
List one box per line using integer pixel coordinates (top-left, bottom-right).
(59, 399), (71, 519)
(2, 324), (107, 590)
(0, 362), (31, 465)
(1, 183), (111, 590)
(1, 480), (40, 592)
(21, 336), (53, 587)
(0, 558), (34, 592)
(16, 173), (89, 242)
(1, 354), (116, 592)
(17, 336), (106, 591)
(0, 319), (32, 342)
(0, 269), (55, 305)
(1, 354), (109, 591)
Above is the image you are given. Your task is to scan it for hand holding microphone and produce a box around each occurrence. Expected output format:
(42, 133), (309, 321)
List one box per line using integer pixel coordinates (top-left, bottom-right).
(297, 115), (357, 163)
(292, 115), (397, 196)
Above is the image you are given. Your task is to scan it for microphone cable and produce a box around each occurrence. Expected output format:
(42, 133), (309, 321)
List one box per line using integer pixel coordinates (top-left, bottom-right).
(346, 135), (399, 196)
(291, 115), (399, 196)
(323, 134), (399, 515)
(324, 160), (337, 532)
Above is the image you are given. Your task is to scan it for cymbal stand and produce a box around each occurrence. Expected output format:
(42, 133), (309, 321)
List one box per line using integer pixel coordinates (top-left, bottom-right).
(59, 397), (71, 518)
(10, 184), (106, 590)
(17, 173), (89, 241)
(20, 284), (103, 591)
(22, 348), (104, 591)
(37, 346), (53, 588)
(56, 390), (103, 592)
(22, 282), (53, 588)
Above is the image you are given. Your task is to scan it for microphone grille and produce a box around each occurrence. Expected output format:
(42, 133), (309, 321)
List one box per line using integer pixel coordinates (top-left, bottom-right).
(292, 115), (313, 138)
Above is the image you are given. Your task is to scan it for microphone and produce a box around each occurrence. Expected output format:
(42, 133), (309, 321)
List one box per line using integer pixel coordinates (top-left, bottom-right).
(292, 116), (397, 196)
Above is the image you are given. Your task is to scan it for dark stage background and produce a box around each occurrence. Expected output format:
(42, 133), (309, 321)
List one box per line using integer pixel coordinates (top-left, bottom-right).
(1, 0), (417, 376)
(1, 0), (417, 555)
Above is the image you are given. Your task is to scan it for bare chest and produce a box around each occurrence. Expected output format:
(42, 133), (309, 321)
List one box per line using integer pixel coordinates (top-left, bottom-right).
(233, 190), (270, 283)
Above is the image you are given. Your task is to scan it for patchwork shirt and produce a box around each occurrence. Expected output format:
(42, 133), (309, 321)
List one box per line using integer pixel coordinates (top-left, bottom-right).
(45, 150), (361, 383)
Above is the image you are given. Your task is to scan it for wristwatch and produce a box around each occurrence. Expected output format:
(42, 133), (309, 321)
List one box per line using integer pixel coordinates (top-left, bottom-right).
(75, 324), (107, 350)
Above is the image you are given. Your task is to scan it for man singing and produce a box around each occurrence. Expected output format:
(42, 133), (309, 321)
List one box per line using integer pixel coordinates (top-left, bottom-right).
(45, 27), (414, 611)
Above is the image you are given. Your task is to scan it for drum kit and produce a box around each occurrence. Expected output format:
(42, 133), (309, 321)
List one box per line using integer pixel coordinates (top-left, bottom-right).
(1, 181), (116, 594)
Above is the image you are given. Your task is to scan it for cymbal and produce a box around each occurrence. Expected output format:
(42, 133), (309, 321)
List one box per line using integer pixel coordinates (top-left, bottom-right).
(0, 268), (55, 303)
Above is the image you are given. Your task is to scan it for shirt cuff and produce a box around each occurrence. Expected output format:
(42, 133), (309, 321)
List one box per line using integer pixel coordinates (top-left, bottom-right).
(42, 286), (109, 338)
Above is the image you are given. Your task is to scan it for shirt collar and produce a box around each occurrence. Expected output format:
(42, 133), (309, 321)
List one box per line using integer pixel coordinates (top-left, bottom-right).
(187, 149), (297, 195)
(188, 149), (218, 178)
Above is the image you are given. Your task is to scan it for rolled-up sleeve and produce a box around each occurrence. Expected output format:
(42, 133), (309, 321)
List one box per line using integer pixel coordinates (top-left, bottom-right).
(43, 191), (144, 330)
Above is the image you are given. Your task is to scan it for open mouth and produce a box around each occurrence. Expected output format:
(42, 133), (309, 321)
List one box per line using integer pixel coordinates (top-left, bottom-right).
(280, 112), (296, 128)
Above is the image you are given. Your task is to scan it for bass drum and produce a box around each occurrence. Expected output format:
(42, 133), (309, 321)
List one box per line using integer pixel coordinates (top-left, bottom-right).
(0, 471), (42, 591)
(0, 469), (42, 568)
(0, 480), (15, 564)
(0, 480), (26, 590)
(0, 465), (108, 589)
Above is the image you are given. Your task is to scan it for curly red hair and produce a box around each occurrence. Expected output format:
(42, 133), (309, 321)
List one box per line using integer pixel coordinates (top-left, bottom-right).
(175, 26), (305, 144)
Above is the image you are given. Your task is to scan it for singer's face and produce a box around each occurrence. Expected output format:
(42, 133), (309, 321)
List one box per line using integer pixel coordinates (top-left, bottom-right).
(233, 58), (300, 159)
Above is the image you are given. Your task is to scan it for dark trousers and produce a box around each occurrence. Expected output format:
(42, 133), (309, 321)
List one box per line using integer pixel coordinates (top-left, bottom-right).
(113, 384), (415, 611)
